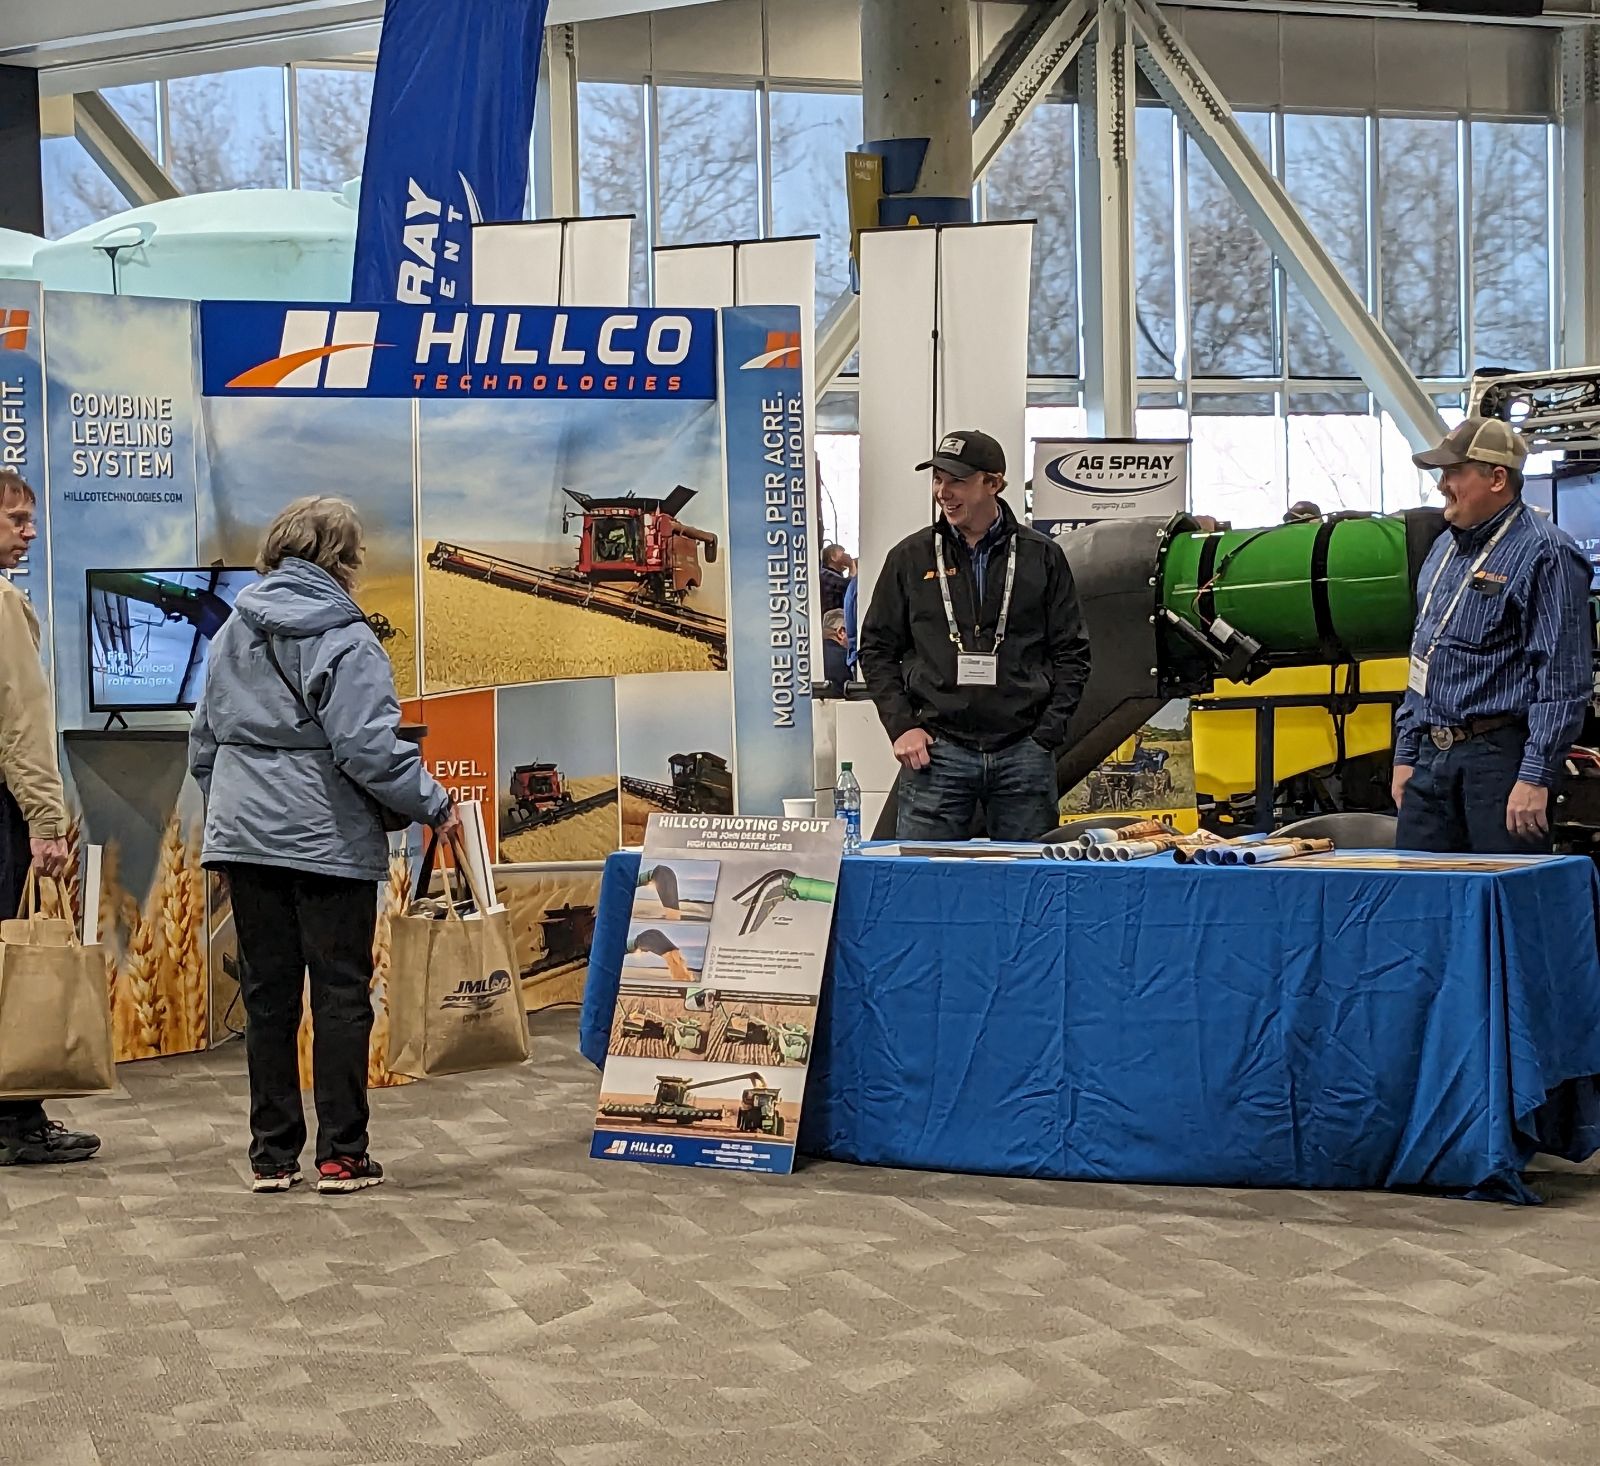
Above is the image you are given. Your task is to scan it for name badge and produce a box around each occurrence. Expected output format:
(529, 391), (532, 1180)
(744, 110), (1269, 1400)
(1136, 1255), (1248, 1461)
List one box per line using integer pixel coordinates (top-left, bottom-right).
(957, 654), (998, 687)
(1407, 656), (1428, 697)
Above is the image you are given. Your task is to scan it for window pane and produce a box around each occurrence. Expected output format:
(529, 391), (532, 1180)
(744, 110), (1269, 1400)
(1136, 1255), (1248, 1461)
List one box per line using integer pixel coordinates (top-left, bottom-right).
(41, 137), (126, 239)
(167, 68), (288, 192)
(1283, 114), (1368, 379)
(1382, 404), (1464, 513)
(578, 82), (649, 304)
(1188, 111), (1277, 378)
(817, 433), (860, 554)
(295, 67), (373, 192)
(1286, 404), (1381, 514)
(1135, 106), (1178, 379)
(986, 101), (1077, 376)
(1191, 396), (1285, 527)
(655, 86), (759, 247)
(1378, 117), (1461, 378)
(770, 90), (862, 323)
(1471, 120), (1550, 372)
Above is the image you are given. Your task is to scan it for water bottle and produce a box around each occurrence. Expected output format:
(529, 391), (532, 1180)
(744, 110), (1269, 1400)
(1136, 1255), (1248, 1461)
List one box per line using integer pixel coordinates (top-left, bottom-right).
(834, 761), (862, 855)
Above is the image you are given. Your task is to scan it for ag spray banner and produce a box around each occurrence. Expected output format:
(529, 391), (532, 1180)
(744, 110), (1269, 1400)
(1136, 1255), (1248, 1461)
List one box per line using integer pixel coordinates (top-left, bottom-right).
(721, 307), (814, 814)
(352, 0), (549, 303)
(44, 293), (201, 729)
(0, 280), (51, 666)
(1033, 438), (1197, 832)
(1031, 438), (1189, 539)
(593, 814), (844, 1175)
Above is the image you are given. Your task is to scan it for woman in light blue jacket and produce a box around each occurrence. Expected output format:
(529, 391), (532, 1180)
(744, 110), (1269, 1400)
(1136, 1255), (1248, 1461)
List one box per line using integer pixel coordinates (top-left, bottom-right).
(191, 496), (456, 1196)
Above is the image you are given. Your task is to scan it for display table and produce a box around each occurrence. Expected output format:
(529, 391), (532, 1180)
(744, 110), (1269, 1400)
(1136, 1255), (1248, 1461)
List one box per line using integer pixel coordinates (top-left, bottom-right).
(579, 849), (1600, 1201)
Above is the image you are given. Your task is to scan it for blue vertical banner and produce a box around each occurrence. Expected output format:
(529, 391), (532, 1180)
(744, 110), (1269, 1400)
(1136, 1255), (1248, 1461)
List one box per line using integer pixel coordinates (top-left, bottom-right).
(0, 279), (51, 670)
(44, 294), (201, 729)
(720, 306), (814, 813)
(351, 0), (549, 303)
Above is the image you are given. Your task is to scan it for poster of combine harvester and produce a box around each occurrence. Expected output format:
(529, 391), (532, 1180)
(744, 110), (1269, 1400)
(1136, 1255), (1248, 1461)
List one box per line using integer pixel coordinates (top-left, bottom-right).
(417, 398), (727, 692)
(593, 814), (844, 1174)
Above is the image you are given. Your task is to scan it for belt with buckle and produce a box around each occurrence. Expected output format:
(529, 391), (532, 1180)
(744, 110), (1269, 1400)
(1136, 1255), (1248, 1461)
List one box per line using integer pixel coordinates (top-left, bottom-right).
(1427, 713), (1524, 752)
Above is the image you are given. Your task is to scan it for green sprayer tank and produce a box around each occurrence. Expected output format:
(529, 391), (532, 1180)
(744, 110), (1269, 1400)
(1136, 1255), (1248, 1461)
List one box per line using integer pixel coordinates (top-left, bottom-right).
(1160, 514), (1419, 662)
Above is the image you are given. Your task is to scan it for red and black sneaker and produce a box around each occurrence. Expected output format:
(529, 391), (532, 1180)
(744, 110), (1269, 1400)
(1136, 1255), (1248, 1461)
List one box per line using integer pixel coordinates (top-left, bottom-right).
(316, 1155), (385, 1194)
(250, 1166), (303, 1194)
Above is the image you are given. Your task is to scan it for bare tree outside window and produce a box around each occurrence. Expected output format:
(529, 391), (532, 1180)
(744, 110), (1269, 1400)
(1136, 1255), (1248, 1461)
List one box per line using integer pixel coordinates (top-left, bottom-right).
(1187, 111), (1277, 377)
(166, 69), (287, 194)
(655, 86), (760, 247)
(1379, 117), (1463, 379)
(1471, 120), (1551, 373)
(39, 85), (160, 239)
(986, 101), (1078, 378)
(1282, 114), (1368, 379)
(770, 90), (862, 322)
(296, 68), (374, 193)
(578, 81), (650, 304)
(1135, 106), (1178, 379)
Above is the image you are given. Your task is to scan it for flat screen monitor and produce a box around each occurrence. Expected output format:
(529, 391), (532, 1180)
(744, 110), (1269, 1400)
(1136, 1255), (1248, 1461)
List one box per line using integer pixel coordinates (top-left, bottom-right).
(1552, 471), (1600, 591)
(87, 567), (257, 712)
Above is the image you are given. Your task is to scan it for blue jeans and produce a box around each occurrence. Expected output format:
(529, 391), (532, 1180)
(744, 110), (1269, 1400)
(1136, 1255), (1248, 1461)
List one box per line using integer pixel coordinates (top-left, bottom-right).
(895, 735), (1060, 842)
(1395, 724), (1552, 854)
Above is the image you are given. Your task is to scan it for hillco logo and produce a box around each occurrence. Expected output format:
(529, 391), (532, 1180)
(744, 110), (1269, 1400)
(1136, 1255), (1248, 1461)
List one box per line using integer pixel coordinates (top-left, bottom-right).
(1043, 448), (1180, 496)
(740, 330), (802, 370)
(226, 310), (387, 390)
(440, 969), (513, 1012)
(0, 309), (30, 352)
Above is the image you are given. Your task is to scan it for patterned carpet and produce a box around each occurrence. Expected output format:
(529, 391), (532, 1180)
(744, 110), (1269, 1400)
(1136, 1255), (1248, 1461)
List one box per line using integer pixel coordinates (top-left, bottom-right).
(3, 1010), (1599, 1466)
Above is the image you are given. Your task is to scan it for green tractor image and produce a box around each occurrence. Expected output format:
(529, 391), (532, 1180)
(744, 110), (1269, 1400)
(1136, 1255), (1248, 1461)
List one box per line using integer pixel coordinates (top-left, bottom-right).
(619, 1008), (667, 1043)
(772, 1022), (810, 1064)
(670, 1016), (705, 1055)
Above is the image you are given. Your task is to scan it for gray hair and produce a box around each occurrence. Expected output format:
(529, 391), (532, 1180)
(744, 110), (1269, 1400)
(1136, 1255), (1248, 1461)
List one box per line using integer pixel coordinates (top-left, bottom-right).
(257, 496), (364, 591)
(822, 608), (846, 634)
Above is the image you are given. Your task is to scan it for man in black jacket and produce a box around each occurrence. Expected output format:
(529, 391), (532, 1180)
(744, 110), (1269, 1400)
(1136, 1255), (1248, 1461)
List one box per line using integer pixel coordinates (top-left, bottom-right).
(859, 429), (1091, 840)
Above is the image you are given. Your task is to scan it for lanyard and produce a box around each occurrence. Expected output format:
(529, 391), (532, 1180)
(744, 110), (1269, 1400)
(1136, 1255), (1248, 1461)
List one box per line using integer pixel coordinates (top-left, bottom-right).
(934, 528), (1017, 654)
(1416, 504), (1521, 659)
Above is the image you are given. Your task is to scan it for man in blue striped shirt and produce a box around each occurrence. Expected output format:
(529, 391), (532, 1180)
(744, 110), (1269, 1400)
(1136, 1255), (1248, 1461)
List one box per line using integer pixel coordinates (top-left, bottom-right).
(1392, 418), (1593, 853)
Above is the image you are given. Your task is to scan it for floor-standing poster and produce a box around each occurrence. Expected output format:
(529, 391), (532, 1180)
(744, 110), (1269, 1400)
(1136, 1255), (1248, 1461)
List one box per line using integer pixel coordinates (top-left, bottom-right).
(593, 813), (844, 1174)
(0, 280), (50, 667)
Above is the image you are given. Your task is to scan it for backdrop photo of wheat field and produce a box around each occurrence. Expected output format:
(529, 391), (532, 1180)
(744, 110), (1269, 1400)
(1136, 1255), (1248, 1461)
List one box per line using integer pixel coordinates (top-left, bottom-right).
(420, 565), (719, 692)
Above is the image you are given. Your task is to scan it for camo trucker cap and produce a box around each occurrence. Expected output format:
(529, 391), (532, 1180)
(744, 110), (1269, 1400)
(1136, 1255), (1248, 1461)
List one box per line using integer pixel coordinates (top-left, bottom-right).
(916, 429), (1006, 479)
(1411, 417), (1530, 471)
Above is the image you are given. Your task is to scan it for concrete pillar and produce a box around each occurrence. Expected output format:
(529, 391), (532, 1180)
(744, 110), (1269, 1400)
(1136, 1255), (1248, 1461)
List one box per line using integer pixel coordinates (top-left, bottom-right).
(861, 0), (973, 207)
(1561, 26), (1600, 367)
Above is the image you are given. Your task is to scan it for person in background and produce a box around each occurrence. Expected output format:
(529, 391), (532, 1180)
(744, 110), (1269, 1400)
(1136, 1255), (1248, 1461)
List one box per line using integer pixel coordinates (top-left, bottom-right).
(191, 496), (458, 1196)
(0, 471), (102, 1168)
(821, 608), (851, 693)
(860, 430), (1092, 840)
(820, 544), (851, 614)
(1392, 419), (1591, 853)
(1283, 501), (1323, 524)
(843, 565), (860, 674)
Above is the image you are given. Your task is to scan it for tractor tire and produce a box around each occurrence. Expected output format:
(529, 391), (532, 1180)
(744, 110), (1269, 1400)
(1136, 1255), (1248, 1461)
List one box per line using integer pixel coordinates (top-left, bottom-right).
(772, 1114), (786, 1138)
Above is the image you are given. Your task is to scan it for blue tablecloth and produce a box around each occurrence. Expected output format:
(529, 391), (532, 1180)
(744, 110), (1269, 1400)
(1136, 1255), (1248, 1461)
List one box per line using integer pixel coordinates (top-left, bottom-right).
(579, 849), (1600, 1201)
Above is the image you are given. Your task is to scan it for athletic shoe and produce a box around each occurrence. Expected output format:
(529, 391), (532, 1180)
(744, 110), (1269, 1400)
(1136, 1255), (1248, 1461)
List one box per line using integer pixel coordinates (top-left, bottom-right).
(0, 1121), (102, 1167)
(250, 1166), (304, 1193)
(316, 1156), (385, 1194)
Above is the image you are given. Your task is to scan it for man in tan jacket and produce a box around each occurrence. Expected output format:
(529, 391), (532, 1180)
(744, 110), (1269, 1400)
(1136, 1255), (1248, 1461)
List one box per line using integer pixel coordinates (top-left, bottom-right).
(0, 470), (100, 1165)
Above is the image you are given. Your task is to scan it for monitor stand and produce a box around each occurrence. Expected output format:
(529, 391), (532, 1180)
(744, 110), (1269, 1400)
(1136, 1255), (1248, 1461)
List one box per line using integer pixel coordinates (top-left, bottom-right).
(101, 713), (129, 731)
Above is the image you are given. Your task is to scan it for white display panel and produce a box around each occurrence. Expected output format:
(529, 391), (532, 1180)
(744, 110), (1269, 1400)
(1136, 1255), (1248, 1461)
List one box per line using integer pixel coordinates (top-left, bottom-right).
(857, 227), (938, 620)
(470, 218), (633, 306)
(653, 243), (738, 308)
(937, 222), (1033, 502)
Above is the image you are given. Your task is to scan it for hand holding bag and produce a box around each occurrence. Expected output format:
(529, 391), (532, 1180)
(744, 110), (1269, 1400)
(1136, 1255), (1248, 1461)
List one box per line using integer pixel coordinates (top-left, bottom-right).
(385, 833), (529, 1079)
(0, 872), (117, 1099)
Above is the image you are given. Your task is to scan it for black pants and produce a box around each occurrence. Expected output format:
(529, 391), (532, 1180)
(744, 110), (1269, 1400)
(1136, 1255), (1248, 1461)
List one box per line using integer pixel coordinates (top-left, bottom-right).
(223, 863), (377, 1170)
(0, 785), (48, 1136)
(1396, 725), (1554, 855)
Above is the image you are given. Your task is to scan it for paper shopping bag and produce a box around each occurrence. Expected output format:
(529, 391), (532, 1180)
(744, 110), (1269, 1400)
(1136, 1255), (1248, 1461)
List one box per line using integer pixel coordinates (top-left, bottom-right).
(385, 837), (529, 1079)
(0, 874), (116, 1099)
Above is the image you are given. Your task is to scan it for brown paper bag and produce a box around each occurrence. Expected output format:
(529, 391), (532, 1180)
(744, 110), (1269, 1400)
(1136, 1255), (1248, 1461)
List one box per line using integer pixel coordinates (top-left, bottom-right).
(386, 841), (529, 1079)
(0, 874), (117, 1099)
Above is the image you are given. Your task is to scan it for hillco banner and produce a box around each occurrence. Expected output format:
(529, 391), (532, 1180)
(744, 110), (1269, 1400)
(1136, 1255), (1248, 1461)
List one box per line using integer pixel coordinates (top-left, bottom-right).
(351, 0), (549, 303)
(0, 279), (50, 667)
(1031, 438), (1189, 539)
(198, 302), (719, 401)
(719, 307), (813, 814)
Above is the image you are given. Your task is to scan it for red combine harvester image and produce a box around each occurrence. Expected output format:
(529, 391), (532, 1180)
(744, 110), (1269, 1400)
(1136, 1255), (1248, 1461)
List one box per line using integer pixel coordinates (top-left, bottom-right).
(563, 487), (717, 606)
(510, 763), (574, 819)
(427, 484), (726, 665)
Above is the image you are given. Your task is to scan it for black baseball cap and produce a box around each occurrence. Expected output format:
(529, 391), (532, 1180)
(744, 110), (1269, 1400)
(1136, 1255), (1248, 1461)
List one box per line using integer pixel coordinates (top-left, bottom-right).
(915, 429), (1006, 479)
